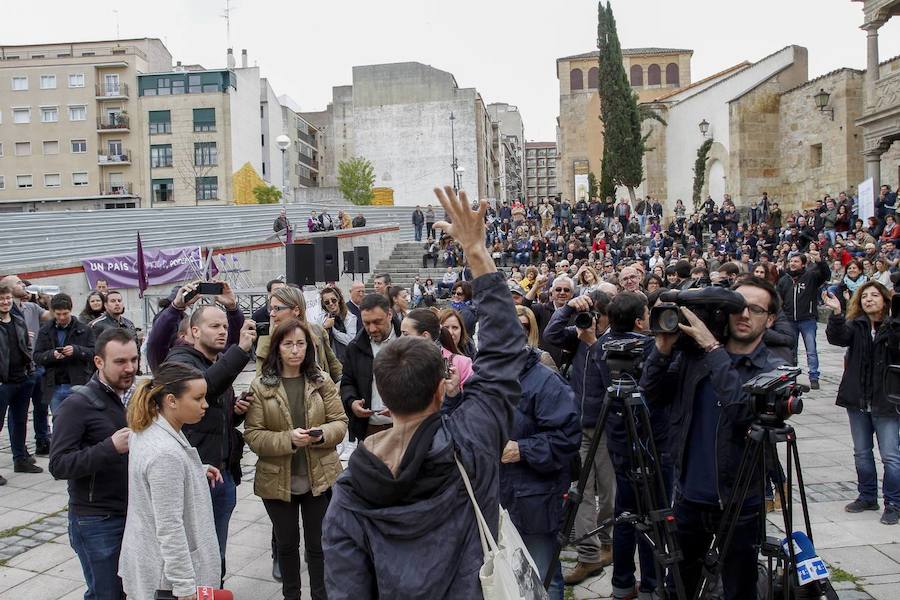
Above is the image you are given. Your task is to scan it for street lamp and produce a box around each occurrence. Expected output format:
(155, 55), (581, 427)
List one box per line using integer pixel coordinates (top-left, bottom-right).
(455, 165), (465, 191)
(275, 134), (291, 208)
(813, 88), (834, 121)
(698, 119), (710, 138)
(450, 112), (459, 192)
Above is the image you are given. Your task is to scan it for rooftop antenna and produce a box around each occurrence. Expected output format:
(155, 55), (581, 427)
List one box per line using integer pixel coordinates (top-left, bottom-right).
(113, 9), (120, 43)
(222, 0), (233, 49)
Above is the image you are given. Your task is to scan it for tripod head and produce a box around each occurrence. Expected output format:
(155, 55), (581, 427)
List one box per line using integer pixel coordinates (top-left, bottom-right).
(601, 337), (645, 379)
(744, 366), (807, 427)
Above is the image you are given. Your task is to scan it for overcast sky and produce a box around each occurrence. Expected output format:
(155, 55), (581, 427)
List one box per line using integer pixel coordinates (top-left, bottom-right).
(3, 1), (898, 141)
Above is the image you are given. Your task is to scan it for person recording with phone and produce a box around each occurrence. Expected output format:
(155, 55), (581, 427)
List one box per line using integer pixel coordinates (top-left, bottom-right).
(318, 287), (357, 364)
(640, 277), (786, 600)
(245, 319), (348, 600)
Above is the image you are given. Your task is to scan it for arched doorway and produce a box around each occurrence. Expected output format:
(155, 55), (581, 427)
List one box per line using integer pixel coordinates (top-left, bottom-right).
(708, 159), (726, 203)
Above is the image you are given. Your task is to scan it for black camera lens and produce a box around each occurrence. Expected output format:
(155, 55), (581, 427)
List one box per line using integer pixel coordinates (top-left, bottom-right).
(657, 308), (680, 332)
(574, 311), (595, 330)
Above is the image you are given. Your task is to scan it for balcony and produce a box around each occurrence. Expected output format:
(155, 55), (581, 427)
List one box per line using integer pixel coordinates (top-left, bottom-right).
(95, 83), (129, 99)
(298, 175), (317, 188)
(98, 150), (132, 165)
(97, 115), (130, 132)
(297, 129), (317, 147)
(298, 153), (318, 170)
(100, 182), (134, 196)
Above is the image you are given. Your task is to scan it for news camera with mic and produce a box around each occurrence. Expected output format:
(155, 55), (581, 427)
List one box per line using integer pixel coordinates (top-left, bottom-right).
(649, 286), (747, 352)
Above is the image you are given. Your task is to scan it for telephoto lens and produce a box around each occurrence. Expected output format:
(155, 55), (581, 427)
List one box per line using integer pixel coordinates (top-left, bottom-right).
(574, 311), (596, 330)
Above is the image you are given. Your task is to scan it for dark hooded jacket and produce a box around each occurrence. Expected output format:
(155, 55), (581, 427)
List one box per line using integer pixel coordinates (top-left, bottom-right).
(322, 272), (525, 600)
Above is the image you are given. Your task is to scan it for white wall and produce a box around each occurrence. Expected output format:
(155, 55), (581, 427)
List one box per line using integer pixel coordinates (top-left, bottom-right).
(260, 79), (284, 187)
(230, 67), (264, 176)
(664, 46), (802, 211)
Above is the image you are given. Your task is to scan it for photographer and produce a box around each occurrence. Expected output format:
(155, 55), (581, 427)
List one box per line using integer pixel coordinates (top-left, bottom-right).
(823, 282), (900, 525)
(543, 291), (617, 583)
(640, 277), (785, 600)
(593, 292), (671, 600)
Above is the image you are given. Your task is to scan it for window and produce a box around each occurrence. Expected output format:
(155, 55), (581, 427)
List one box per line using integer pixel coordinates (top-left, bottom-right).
(39, 75), (56, 89)
(68, 73), (85, 88)
(152, 178), (174, 202)
(588, 67), (599, 89)
(72, 172), (88, 186)
(40, 106), (58, 123)
(14, 142), (31, 156)
(0, 143), (3, 157)
(630, 64), (643, 87)
(0, 176), (4, 190)
(43, 141), (58, 155)
(648, 64), (661, 86)
(107, 139), (123, 157)
(43, 173), (60, 188)
(71, 139), (87, 153)
(570, 68), (583, 91)
(194, 142), (217, 166)
(68, 105), (86, 121)
(810, 143), (823, 168)
(13, 108), (31, 124)
(148, 110), (171, 134)
(16, 175), (33, 189)
(196, 176), (218, 200)
(105, 201), (136, 209)
(11, 76), (27, 91)
(666, 63), (680, 86)
(189, 74), (202, 93)
(192, 108), (216, 132)
(150, 144), (173, 168)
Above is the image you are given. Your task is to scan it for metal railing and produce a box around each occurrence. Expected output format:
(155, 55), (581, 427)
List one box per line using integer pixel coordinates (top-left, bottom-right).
(100, 182), (134, 195)
(98, 150), (131, 164)
(298, 153), (318, 169)
(97, 115), (130, 130)
(95, 83), (129, 98)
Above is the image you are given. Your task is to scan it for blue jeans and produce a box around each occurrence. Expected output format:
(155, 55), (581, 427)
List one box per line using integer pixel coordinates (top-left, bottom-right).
(0, 381), (32, 461)
(611, 452), (674, 597)
(68, 512), (126, 600)
(787, 319), (819, 381)
(29, 367), (50, 445)
(414, 223), (423, 241)
(50, 383), (73, 417)
(521, 533), (563, 600)
(210, 470), (237, 578)
(847, 408), (900, 507)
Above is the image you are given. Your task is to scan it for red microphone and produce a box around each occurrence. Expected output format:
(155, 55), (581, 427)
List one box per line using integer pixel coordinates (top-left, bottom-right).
(155, 588), (234, 600)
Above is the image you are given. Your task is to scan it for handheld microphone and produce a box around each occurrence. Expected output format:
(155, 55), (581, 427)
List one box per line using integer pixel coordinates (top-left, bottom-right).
(154, 587), (234, 600)
(782, 531), (830, 586)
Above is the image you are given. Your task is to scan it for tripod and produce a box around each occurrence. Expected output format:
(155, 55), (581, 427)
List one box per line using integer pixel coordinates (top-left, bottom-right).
(694, 418), (838, 600)
(545, 373), (686, 600)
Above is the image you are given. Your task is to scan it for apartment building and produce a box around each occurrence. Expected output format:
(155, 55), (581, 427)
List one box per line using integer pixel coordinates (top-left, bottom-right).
(525, 141), (558, 203)
(280, 103), (320, 192)
(0, 39), (172, 212)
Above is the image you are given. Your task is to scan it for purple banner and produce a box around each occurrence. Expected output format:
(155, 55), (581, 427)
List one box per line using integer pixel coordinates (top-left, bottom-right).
(82, 246), (204, 291)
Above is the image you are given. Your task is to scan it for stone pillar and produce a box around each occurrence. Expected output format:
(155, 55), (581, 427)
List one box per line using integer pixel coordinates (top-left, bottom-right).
(864, 150), (882, 189)
(863, 21), (883, 110)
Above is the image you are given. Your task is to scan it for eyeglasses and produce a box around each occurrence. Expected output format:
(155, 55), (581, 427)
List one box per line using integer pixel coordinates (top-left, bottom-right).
(323, 298), (338, 305)
(744, 304), (770, 316)
(270, 304), (292, 313)
(554, 287), (572, 293)
(452, 291), (465, 297)
(280, 341), (307, 350)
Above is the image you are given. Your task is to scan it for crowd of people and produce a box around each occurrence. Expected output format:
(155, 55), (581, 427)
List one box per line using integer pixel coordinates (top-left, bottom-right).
(0, 182), (898, 600)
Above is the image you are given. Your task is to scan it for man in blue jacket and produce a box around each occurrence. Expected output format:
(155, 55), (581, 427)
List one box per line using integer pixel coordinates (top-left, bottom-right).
(640, 277), (786, 600)
(322, 186), (526, 599)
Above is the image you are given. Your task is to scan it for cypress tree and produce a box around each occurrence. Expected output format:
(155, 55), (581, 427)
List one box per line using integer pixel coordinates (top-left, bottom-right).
(597, 1), (644, 206)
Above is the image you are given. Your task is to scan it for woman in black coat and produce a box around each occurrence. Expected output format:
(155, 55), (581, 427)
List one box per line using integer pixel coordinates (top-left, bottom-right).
(824, 281), (900, 525)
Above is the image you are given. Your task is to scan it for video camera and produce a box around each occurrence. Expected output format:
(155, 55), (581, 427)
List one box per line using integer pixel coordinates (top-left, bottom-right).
(601, 337), (645, 378)
(649, 286), (747, 352)
(743, 366), (807, 424)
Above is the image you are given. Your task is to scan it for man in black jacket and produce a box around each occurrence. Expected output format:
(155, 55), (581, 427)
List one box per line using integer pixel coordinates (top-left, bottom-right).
(34, 293), (95, 425)
(640, 278), (785, 600)
(0, 283), (42, 477)
(49, 328), (137, 600)
(341, 293), (401, 441)
(776, 250), (830, 388)
(165, 305), (255, 579)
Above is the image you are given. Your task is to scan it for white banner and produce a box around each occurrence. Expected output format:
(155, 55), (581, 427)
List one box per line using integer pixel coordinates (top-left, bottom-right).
(858, 177), (875, 223)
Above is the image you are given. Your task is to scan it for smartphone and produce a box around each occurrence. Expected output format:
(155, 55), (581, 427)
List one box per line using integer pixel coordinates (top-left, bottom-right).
(255, 322), (270, 337)
(307, 428), (324, 438)
(197, 281), (224, 295)
(444, 357), (452, 379)
(55, 346), (65, 353)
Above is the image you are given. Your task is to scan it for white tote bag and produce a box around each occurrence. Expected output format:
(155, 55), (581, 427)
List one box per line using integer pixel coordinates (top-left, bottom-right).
(455, 457), (549, 600)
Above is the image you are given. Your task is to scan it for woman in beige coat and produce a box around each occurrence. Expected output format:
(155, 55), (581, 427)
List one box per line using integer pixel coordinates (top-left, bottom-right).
(245, 319), (348, 600)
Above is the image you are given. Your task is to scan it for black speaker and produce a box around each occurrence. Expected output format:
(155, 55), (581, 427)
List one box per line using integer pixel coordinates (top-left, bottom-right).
(314, 236), (340, 282)
(342, 251), (356, 274)
(354, 246), (370, 274)
(286, 244), (316, 286)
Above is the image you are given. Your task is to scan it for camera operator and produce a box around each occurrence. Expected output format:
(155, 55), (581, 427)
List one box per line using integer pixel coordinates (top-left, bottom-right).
(640, 277), (785, 600)
(593, 292), (672, 600)
(543, 291), (617, 583)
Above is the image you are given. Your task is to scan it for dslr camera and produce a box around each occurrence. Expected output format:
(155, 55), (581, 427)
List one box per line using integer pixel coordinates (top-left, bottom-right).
(649, 287), (747, 352)
(743, 366), (807, 424)
(574, 310), (597, 330)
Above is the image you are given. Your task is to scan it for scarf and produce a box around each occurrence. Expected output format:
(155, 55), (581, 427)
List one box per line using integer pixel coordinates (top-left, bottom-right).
(843, 273), (868, 294)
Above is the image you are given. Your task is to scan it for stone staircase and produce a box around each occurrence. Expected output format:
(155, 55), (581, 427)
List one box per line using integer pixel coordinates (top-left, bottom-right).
(366, 241), (453, 291)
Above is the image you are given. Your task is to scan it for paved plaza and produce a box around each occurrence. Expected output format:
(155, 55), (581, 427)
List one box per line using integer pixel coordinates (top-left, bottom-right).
(0, 330), (893, 599)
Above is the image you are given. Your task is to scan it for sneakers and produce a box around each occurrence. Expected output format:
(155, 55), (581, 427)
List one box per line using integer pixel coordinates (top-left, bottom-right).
(564, 545), (612, 585)
(881, 505), (900, 525)
(845, 498), (879, 513)
(13, 460), (43, 474)
(809, 380), (820, 390)
(35, 441), (51, 456)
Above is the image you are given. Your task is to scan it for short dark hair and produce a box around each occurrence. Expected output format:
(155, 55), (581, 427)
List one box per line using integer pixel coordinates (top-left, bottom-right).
(266, 278), (283, 293)
(675, 259), (692, 278)
(189, 304), (223, 329)
(374, 273), (392, 284)
(50, 293), (73, 311)
(733, 276), (781, 315)
(607, 292), (647, 333)
(719, 262), (740, 277)
(452, 281), (473, 301)
(106, 290), (123, 302)
(793, 254), (808, 265)
(261, 319), (318, 378)
(360, 293), (391, 313)
(373, 336), (444, 415)
(95, 328), (136, 358)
